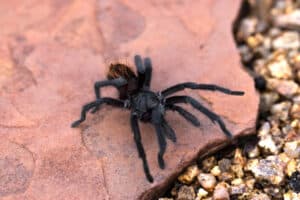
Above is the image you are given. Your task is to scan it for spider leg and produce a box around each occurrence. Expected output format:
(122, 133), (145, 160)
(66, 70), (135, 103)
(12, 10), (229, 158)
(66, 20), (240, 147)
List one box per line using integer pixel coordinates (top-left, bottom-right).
(71, 98), (125, 127)
(143, 57), (152, 90)
(161, 117), (177, 143)
(151, 108), (167, 169)
(162, 82), (245, 97)
(91, 77), (127, 113)
(130, 113), (153, 183)
(166, 104), (200, 127)
(166, 96), (232, 138)
(134, 55), (146, 89)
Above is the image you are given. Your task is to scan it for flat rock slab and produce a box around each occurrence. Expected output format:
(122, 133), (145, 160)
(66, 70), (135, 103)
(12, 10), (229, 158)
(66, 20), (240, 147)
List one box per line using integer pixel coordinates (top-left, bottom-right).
(0, 0), (258, 199)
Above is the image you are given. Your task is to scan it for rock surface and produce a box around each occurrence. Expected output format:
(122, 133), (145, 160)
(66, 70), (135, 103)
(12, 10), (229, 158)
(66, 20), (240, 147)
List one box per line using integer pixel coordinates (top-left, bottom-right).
(0, 0), (258, 199)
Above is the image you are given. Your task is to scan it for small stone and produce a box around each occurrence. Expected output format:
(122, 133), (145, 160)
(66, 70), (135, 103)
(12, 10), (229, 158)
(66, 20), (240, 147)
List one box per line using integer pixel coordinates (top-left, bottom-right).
(176, 186), (195, 200)
(195, 188), (208, 200)
(291, 53), (300, 69)
(290, 103), (300, 119)
(236, 17), (258, 41)
(239, 45), (254, 63)
(249, 156), (285, 185)
(159, 198), (174, 200)
(286, 159), (297, 177)
(213, 184), (229, 200)
(233, 148), (246, 166)
(270, 101), (292, 121)
(284, 141), (300, 158)
(246, 34), (264, 49)
(245, 178), (256, 190)
(258, 133), (278, 154)
(210, 166), (221, 177)
(230, 184), (247, 195)
(258, 122), (271, 136)
(246, 145), (260, 158)
(260, 92), (279, 112)
(289, 171), (300, 193)
(218, 172), (234, 182)
(267, 57), (292, 79)
(263, 187), (282, 199)
(272, 31), (300, 50)
(268, 79), (299, 98)
(284, 190), (300, 200)
(201, 156), (216, 172)
(250, 193), (270, 200)
(178, 165), (201, 184)
(218, 159), (231, 172)
(231, 178), (244, 186)
(231, 164), (244, 178)
(274, 9), (300, 29)
(197, 173), (217, 191)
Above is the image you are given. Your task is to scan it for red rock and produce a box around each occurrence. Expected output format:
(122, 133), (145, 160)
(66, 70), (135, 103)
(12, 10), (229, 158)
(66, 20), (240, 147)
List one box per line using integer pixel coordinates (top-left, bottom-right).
(0, 0), (258, 199)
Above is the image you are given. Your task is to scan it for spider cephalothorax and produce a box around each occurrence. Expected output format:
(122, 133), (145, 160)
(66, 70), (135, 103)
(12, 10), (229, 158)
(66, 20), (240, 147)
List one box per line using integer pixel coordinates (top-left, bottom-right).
(71, 55), (244, 182)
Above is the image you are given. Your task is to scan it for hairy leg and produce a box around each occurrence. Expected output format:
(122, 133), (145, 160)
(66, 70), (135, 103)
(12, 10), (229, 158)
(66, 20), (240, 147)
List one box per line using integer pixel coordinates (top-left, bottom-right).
(166, 104), (200, 127)
(162, 82), (244, 96)
(161, 117), (177, 143)
(151, 108), (167, 169)
(143, 57), (152, 90)
(134, 55), (146, 89)
(71, 98), (124, 127)
(92, 77), (127, 113)
(166, 96), (232, 138)
(130, 113), (153, 182)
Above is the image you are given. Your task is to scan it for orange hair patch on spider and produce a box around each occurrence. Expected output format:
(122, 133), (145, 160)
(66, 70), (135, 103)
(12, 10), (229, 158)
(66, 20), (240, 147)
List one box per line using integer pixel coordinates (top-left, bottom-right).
(107, 63), (137, 80)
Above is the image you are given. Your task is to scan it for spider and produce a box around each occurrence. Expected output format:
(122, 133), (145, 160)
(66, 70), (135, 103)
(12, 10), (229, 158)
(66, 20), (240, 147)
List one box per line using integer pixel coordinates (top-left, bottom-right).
(71, 55), (244, 183)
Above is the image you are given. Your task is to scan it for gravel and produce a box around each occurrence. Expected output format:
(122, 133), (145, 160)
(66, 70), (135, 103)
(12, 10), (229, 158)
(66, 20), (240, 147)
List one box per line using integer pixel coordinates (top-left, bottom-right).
(159, 1), (300, 199)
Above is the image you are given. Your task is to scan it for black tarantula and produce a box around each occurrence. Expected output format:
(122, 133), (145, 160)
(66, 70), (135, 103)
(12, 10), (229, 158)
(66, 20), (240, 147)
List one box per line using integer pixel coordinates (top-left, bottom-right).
(71, 55), (244, 182)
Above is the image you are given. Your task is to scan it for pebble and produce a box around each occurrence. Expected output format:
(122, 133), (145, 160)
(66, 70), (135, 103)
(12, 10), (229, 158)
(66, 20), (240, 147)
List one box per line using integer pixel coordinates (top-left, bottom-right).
(248, 156), (285, 185)
(197, 173), (217, 191)
(268, 79), (298, 98)
(284, 190), (300, 200)
(286, 159), (297, 177)
(233, 148), (246, 166)
(218, 159), (231, 172)
(231, 164), (244, 178)
(272, 31), (300, 50)
(176, 186), (195, 200)
(290, 103), (300, 119)
(230, 184), (247, 195)
(178, 165), (201, 184)
(246, 145), (260, 158)
(267, 57), (292, 79)
(258, 133), (278, 154)
(284, 141), (300, 158)
(195, 188), (208, 200)
(201, 156), (216, 172)
(213, 184), (229, 200)
(161, 1), (300, 199)
(270, 101), (291, 121)
(250, 193), (270, 200)
(236, 17), (258, 41)
(274, 9), (300, 29)
(210, 166), (221, 177)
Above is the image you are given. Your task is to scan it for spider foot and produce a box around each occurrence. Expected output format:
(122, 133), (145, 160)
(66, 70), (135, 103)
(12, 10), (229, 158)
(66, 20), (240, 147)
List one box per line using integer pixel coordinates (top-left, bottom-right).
(71, 119), (84, 127)
(90, 106), (100, 114)
(158, 154), (165, 169)
(147, 174), (154, 183)
(231, 91), (245, 96)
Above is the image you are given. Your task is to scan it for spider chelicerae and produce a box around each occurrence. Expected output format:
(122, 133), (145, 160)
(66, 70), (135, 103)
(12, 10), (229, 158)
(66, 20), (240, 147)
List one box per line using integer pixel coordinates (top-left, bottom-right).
(71, 55), (244, 182)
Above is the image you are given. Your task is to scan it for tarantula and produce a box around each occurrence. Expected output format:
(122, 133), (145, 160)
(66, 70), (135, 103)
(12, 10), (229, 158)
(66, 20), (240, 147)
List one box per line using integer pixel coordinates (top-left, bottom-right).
(71, 55), (244, 182)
